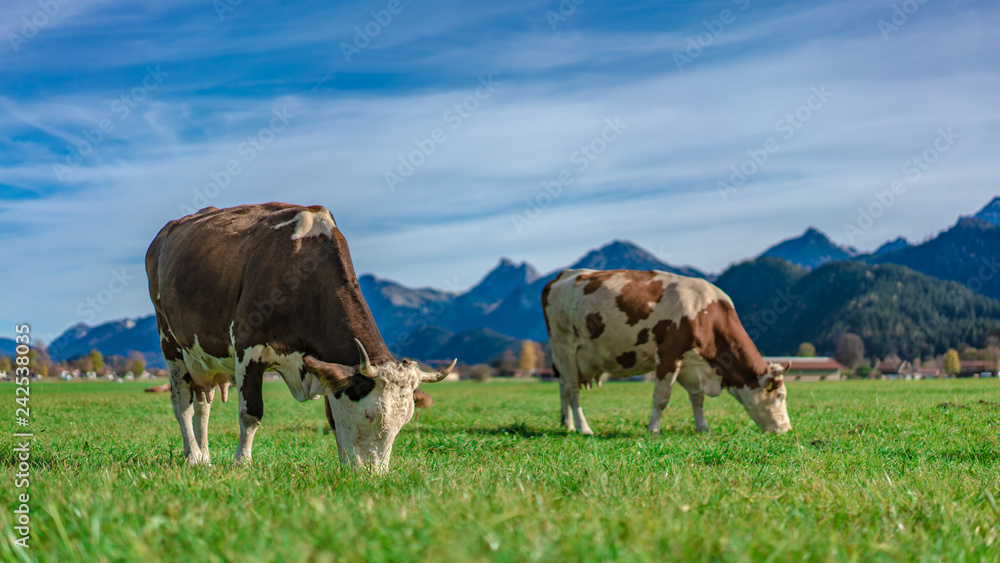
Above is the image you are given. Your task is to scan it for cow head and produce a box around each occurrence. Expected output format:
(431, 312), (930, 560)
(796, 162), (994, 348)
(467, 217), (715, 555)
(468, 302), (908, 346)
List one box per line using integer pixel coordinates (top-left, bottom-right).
(305, 339), (455, 472)
(729, 362), (791, 434)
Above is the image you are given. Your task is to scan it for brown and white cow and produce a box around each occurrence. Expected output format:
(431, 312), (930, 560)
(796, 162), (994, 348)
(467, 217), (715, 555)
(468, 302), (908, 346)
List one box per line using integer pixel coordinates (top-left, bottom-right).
(542, 269), (791, 435)
(146, 203), (455, 472)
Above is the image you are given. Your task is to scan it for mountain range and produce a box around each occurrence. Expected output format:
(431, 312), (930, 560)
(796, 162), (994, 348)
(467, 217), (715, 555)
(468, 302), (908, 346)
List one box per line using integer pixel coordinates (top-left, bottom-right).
(16, 197), (1000, 368)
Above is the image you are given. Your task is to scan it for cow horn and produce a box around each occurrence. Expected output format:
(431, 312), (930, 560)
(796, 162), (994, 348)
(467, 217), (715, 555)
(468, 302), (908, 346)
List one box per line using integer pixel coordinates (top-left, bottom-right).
(422, 358), (456, 383)
(354, 338), (373, 378)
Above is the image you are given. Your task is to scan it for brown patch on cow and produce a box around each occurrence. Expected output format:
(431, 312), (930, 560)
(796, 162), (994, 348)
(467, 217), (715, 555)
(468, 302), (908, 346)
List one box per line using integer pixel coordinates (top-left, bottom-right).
(616, 275), (664, 326)
(577, 271), (618, 294)
(651, 300), (768, 389)
(635, 328), (649, 345)
(585, 312), (605, 339)
(541, 281), (554, 335)
(616, 351), (637, 369)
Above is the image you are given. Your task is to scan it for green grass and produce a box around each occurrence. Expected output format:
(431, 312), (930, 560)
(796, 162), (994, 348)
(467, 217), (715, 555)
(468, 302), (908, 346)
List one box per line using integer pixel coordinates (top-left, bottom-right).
(1, 378), (999, 562)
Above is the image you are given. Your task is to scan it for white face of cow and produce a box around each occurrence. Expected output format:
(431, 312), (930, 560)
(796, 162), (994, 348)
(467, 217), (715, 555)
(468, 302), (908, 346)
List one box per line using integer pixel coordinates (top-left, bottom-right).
(729, 363), (791, 434)
(327, 362), (423, 473)
(308, 341), (454, 473)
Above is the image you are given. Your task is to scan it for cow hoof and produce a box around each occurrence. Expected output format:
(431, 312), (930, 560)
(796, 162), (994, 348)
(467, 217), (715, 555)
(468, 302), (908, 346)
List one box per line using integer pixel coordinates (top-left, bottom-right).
(647, 427), (661, 434)
(581, 428), (594, 436)
(696, 427), (710, 434)
(233, 456), (252, 467)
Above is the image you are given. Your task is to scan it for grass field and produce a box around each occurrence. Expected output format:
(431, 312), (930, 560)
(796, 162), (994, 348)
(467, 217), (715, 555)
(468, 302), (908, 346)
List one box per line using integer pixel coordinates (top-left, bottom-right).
(1, 377), (999, 562)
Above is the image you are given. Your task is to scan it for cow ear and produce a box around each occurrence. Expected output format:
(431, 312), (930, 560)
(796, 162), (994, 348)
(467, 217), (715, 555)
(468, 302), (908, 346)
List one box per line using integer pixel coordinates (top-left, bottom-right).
(413, 387), (434, 409)
(765, 375), (784, 392)
(304, 356), (354, 393)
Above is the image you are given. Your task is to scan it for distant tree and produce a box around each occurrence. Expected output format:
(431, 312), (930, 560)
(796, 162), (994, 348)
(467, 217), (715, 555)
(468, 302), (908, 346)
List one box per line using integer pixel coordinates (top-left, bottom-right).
(129, 354), (146, 375)
(943, 349), (961, 376)
(835, 333), (865, 369)
(959, 347), (981, 361)
(855, 364), (873, 379)
(88, 349), (105, 374)
(107, 354), (129, 374)
(984, 341), (1000, 373)
(28, 341), (51, 378)
(518, 341), (539, 374)
(0, 355), (11, 374)
(468, 364), (491, 382)
(494, 348), (517, 373)
(796, 342), (816, 357)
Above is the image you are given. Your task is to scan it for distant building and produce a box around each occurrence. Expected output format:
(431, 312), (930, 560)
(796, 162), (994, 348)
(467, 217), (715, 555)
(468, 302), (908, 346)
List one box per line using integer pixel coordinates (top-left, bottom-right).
(875, 357), (905, 377)
(764, 357), (843, 381)
(896, 361), (942, 379)
(957, 360), (997, 378)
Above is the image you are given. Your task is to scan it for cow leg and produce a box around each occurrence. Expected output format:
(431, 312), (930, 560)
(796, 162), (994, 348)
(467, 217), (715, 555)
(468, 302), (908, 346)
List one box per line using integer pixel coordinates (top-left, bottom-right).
(192, 386), (214, 464)
(555, 349), (593, 435)
(564, 380), (594, 436)
(168, 360), (208, 465)
(687, 388), (709, 433)
(234, 359), (265, 465)
(558, 376), (571, 430)
(648, 368), (680, 434)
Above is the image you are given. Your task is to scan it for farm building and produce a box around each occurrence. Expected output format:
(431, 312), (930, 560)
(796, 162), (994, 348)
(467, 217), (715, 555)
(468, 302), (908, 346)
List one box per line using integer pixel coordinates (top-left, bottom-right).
(956, 360), (997, 378)
(763, 357), (843, 381)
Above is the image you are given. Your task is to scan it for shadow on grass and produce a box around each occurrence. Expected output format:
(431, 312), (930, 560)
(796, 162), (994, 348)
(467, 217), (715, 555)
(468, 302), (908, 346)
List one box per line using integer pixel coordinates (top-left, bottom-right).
(468, 422), (551, 438)
(467, 422), (636, 439)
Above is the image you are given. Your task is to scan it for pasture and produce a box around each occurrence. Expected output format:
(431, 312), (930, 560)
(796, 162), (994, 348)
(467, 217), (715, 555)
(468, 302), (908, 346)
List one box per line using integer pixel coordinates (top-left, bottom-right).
(1, 378), (999, 562)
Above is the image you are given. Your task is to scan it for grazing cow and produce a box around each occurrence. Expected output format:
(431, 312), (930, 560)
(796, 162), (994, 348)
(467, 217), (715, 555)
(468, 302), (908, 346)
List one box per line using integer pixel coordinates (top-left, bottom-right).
(146, 203), (455, 472)
(542, 269), (791, 435)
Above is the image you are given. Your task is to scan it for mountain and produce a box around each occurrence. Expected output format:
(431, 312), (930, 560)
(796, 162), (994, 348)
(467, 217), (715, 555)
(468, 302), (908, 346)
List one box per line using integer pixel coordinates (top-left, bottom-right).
(721, 258), (1000, 360)
(760, 227), (858, 269)
(431, 327), (521, 365)
(48, 316), (164, 369)
(870, 217), (1000, 301)
(362, 239), (708, 352)
(358, 274), (456, 350)
(874, 237), (910, 255)
(974, 197), (1000, 226)
(0, 338), (17, 358)
(569, 240), (706, 278)
(715, 257), (807, 314)
(456, 258), (540, 309)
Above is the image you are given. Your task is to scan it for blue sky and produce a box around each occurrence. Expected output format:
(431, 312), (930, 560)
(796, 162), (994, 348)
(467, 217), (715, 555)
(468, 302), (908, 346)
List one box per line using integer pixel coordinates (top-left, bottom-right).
(1, 0), (998, 342)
